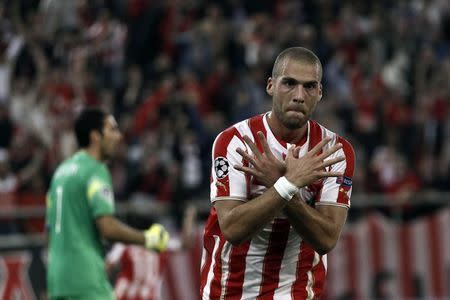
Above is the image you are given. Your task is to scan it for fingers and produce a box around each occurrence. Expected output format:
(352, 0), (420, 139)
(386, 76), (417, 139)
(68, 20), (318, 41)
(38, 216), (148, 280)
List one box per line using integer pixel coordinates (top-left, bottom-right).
(286, 145), (296, 159)
(320, 156), (345, 169)
(257, 131), (274, 159)
(236, 147), (256, 166)
(233, 164), (259, 177)
(318, 142), (342, 160)
(308, 137), (332, 156)
(293, 146), (301, 158)
(316, 171), (344, 178)
(243, 135), (262, 159)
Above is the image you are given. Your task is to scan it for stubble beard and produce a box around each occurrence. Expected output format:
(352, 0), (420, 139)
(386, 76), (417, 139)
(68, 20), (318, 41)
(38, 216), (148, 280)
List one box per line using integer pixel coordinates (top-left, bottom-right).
(273, 103), (308, 130)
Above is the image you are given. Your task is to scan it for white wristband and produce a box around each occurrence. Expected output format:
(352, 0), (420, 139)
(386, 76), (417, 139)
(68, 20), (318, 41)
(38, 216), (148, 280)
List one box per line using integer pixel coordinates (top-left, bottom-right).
(274, 176), (299, 201)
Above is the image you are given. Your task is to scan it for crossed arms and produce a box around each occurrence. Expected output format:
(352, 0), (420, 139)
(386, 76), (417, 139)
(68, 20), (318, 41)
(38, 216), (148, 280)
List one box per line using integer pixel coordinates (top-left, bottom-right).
(213, 133), (352, 255)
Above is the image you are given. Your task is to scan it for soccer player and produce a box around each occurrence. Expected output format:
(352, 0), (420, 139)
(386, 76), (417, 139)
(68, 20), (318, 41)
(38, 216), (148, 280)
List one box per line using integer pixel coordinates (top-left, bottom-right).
(46, 108), (170, 300)
(106, 205), (197, 300)
(200, 47), (355, 299)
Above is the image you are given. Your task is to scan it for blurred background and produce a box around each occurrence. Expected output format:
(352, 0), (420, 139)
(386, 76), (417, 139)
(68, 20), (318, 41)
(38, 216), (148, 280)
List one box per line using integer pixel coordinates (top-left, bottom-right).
(0, 0), (448, 299)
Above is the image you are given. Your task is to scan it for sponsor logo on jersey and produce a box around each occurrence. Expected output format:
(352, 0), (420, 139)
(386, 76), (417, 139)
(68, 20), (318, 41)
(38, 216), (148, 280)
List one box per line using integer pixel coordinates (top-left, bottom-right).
(214, 157), (229, 179)
(336, 176), (352, 187)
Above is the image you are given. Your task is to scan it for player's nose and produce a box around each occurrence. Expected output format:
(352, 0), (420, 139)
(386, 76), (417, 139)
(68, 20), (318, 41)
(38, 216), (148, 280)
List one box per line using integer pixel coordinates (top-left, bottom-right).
(292, 85), (306, 103)
(116, 131), (123, 141)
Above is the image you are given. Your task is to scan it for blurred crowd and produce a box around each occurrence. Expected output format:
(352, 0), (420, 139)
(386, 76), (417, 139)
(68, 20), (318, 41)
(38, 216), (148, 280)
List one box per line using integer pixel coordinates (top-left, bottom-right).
(0, 0), (449, 234)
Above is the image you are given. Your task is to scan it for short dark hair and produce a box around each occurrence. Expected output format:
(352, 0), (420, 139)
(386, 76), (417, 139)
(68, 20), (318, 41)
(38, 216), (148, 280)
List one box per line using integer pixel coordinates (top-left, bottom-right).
(74, 108), (107, 147)
(272, 47), (323, 80)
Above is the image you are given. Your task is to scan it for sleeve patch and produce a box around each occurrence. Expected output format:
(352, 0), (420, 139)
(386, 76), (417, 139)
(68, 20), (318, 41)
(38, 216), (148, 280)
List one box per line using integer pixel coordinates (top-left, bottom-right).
(87, 178), (113, 205)
(336, 176), (352, 187)
(214, 157), (230, 179)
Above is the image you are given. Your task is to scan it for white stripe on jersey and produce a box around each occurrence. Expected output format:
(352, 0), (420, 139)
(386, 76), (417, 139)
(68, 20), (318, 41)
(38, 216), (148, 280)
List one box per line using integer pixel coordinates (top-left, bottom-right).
(228, 135), (248, 198)
(306, 252), (321, 299)
(200, 241), (207, 271)
(235, 119), (254, 143)
(220, 242), (233, 298)
(273, 228), (302, 299)
(241, 223), (274, 299)
(202, 235), (221, 300)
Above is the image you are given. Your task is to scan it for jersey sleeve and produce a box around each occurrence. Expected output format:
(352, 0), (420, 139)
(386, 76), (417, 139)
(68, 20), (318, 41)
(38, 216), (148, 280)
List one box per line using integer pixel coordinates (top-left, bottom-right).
(86, 166), (115, 217)
(210, 127), (248, 202)
(317, 136), (355, 208)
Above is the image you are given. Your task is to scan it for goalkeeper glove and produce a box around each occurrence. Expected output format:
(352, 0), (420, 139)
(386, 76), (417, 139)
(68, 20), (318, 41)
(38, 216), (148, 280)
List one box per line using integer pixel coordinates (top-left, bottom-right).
(144, 223), (169, 252)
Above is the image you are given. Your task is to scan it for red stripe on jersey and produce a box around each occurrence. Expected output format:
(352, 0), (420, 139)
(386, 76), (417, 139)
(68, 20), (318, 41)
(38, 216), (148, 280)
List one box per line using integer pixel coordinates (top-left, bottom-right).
(307, 120), (323, 151)
(399, 225), (414, 298)
(257, 219), (291, 299)
(312, 256), (326, 298)
(122, 251), (133, 280)
(427, 215), (445, 297)
(223, 241), (251, 299)
(248, 114), (269, 187)
(213, 126), (244, 197)
(200, 208), (222, 297)
(248, 114), (268, 151)
(164, 253), (178, 300)
(190, 231), (202, 295)
(209, 239), (225, 299)
(291, 243), (315, 299)
(369, 215), (382, 273)
(336, 136), (355, 206)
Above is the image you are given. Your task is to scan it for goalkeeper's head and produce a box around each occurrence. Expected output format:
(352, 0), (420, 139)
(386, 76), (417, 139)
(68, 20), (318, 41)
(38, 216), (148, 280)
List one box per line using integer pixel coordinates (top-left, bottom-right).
(74, 107), (122, 161)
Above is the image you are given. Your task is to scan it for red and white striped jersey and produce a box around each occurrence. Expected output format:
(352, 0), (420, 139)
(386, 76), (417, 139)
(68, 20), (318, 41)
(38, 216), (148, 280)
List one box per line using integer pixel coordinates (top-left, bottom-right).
(107, 242), (176, 300)
(200, 113), (355, 300)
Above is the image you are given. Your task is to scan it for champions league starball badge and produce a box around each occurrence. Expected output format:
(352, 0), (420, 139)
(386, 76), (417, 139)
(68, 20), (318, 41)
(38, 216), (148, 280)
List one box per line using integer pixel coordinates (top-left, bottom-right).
(214, 157), (229, 179)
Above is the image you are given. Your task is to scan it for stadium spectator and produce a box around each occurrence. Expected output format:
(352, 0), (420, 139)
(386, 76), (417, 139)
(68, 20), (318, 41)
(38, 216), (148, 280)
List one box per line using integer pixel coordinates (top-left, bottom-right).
(0, 0), (446, 233)
(0, 149), (18, 233)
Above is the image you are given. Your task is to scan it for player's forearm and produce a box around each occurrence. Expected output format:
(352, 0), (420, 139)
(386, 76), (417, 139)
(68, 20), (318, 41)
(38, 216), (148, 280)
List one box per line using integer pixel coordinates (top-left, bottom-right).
(283, 199), (341, 255)
(96, 216), (145, 245)
(219, 188), (287, 245)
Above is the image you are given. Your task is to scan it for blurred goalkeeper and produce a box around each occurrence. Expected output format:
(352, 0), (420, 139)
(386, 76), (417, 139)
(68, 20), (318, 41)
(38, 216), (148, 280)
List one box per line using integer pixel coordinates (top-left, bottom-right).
(46, 107), (169, 300)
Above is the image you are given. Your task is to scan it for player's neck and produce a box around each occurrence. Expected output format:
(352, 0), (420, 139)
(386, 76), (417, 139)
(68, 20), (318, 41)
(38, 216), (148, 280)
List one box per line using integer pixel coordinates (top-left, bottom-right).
(83, 146), (102, 162)
(267, 112), (308, 144)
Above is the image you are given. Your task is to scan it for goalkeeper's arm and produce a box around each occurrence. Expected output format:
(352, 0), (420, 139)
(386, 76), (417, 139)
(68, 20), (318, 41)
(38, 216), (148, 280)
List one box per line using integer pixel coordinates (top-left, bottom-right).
(96, 215), (169, 252)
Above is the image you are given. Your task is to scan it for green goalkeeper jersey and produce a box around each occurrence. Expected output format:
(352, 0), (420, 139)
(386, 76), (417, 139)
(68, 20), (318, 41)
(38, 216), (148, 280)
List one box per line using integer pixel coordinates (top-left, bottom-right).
(46, 151), (115, 298)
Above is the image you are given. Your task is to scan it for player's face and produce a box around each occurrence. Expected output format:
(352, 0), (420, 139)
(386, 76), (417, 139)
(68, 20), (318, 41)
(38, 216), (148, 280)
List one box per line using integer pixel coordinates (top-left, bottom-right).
(267, 59), (322, 129)
(100, 115), (122, 160)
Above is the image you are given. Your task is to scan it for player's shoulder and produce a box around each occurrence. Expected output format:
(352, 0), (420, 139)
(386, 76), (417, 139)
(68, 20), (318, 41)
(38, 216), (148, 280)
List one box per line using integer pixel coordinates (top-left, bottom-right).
(214, 114), (263, 143)
(312, 120), (355, 158)
(311, 121), (351, 144)
(69, 152), (110, 180)
(52, 154), (80, 178)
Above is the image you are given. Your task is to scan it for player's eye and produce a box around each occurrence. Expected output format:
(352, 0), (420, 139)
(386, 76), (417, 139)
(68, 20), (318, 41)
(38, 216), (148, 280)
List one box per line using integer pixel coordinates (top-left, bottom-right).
(303, 82), (317, 90)
(282, 79), (296, 87)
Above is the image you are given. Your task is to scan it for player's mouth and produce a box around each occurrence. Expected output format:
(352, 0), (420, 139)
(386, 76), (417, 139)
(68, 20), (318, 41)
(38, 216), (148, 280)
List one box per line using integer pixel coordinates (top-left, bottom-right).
(286, 108), (306, 116)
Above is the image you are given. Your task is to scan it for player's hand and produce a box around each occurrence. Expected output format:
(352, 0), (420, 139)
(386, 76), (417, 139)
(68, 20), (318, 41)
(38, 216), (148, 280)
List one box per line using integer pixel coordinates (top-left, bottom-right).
(234, 131), (285, 187)
(285, 137), (345, 188)
(144, 224), (170, 252)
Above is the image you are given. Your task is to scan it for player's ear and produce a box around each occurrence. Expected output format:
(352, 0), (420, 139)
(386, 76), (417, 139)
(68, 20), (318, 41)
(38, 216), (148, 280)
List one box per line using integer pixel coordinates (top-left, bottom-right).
(90, 130), (101, 145)
(266, 77), (274, 96)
